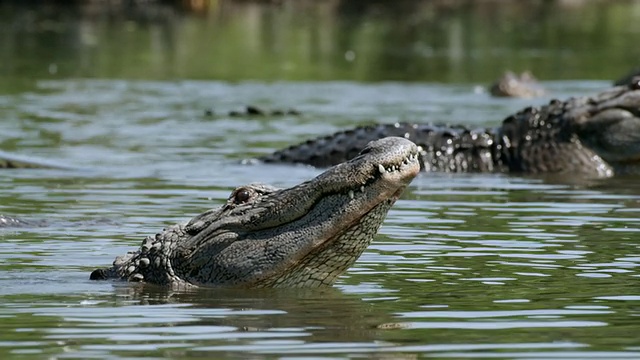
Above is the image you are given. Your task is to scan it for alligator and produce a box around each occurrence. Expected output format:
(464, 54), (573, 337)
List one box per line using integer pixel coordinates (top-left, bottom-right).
(489, 71), (545, 98)
(0, 150), (77, 169)
(0, 216), (37, 227)
(260, 82), (640, 178)
(88, 137), (420, 288)
(204, 105), (301, 117)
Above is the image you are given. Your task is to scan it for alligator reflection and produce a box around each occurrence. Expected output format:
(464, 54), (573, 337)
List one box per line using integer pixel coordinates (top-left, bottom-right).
(112, 284), (401, 344)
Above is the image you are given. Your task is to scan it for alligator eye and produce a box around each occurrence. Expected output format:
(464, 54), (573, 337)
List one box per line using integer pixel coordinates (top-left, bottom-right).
(233, 188), (252, 204)
(630, 77), (640, 90)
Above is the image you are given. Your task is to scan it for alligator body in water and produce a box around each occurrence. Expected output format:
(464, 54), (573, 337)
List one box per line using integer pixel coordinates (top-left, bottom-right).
(87, 137), (419, 288)
(261, 84), (640, 178)
(0, 216), (38, 227)
(489, 71), (545, 98)
(0, 150), (77, 169)
(204, 105), (301, 117)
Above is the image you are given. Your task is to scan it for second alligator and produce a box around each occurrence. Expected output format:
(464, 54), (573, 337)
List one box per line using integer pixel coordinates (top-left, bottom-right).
(262, 83), (640, 178)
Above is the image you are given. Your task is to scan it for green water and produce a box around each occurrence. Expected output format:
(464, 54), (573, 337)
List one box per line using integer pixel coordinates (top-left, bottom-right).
(1, 1), (640, 359)
(1, 0), (639, 84)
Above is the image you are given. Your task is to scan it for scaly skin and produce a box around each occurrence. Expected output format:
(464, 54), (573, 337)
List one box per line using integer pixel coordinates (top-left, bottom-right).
(89, 137), (420, 288)
(261, 83), (640, 178)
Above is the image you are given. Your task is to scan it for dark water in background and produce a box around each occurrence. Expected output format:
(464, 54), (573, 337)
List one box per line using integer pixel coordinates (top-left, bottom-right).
(1, 1), (640, 359)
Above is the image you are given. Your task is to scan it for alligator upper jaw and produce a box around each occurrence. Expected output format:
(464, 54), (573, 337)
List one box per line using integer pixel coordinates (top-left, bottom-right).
(178, 137), (420, 288)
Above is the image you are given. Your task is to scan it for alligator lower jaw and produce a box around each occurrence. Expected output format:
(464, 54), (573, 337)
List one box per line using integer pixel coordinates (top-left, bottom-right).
(252, 198), (400, 288)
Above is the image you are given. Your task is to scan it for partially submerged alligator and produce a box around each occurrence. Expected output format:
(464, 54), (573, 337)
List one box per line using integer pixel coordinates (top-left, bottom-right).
(261, 83), (640, 178)
(0, 150), (76, 169)
(0, 216), (36, 227)
(489, 71), (545, 98)
(89, 137), (420, 288)
(204, 105), (301, 117)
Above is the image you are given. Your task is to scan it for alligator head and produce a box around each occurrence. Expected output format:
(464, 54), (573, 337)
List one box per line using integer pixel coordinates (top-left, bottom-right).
(489, 71), (545, 98)
(573, 81), (640, 175)
(90, 137), (420, 288)
(499, 82), (640, 177)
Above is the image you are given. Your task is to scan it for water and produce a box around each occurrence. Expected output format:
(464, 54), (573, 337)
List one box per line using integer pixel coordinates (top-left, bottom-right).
(1, 1), (640, 359)
(2, 78), (639, 360)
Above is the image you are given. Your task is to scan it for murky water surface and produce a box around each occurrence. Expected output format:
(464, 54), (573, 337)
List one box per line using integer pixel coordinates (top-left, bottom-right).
(1, 1), (640, 359)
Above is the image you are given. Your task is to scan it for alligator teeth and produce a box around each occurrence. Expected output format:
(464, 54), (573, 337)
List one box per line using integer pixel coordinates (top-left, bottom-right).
(360, 186), (365, 193)
(379, 158), (420, 174)
(348, 190), (354, 199)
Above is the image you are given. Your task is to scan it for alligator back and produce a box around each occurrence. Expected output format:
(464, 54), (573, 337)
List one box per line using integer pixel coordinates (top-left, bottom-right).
(261, 123), (501, 173)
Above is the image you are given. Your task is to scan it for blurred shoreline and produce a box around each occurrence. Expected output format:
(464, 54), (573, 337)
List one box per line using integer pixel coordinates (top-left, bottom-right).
(0, 0), (639, 83)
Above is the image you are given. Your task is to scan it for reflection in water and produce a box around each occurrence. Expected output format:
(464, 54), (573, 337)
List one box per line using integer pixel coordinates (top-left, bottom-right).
(116, 286), (394, 342)
(0, 0), (639, 84)
(4, 286), (403, 358)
